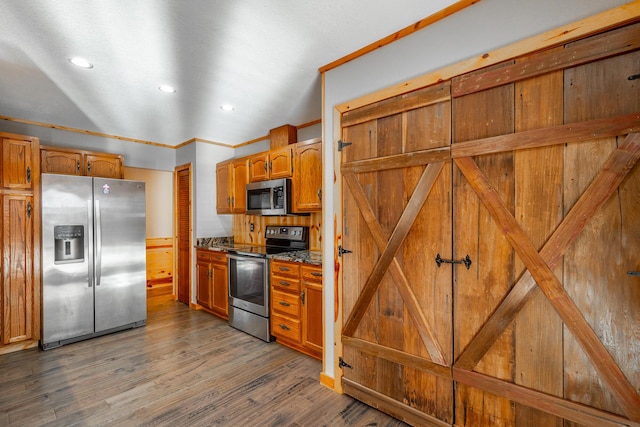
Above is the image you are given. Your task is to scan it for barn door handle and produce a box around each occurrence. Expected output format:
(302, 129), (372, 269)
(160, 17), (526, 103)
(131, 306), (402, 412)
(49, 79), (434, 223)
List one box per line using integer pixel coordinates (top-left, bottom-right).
(435, 253), (472, 270)
(629, 271), (640, 277)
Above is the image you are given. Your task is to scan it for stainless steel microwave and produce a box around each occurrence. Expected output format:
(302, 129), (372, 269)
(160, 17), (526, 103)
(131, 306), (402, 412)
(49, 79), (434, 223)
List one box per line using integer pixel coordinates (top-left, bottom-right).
(246, 178), (292, 216)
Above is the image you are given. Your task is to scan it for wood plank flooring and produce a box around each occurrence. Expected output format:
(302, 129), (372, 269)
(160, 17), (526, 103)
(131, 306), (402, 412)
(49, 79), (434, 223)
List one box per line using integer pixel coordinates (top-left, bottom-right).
(0, 295), (407, 426)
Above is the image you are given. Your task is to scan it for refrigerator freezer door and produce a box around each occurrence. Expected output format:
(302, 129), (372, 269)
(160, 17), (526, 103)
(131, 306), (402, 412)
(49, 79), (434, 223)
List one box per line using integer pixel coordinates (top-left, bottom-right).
(42, 174), (95, 344)
(93, 178), (146, 332)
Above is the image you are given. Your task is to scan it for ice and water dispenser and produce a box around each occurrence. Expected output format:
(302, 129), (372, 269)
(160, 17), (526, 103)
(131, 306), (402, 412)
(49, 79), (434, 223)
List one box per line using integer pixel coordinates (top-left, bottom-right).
(54, 225), (84, 264)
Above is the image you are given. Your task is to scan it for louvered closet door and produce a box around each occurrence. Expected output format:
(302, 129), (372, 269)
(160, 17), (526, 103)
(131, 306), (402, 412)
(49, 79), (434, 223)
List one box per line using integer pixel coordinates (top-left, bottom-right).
(449, 25), (640, 426)
(340, 83), (455, 426)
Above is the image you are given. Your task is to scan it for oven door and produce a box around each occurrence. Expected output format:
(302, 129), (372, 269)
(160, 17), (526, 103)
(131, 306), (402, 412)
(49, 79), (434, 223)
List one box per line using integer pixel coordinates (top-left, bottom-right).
(228, 253), (269, 317)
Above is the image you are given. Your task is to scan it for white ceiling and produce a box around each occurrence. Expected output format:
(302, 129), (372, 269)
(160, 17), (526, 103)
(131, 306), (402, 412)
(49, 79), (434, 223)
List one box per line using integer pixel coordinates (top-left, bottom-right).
(0, 1), (460, 147)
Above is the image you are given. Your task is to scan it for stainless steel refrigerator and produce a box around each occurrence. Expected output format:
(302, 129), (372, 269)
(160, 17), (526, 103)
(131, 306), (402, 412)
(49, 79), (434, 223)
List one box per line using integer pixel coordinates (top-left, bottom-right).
(41, 173), (147, 350)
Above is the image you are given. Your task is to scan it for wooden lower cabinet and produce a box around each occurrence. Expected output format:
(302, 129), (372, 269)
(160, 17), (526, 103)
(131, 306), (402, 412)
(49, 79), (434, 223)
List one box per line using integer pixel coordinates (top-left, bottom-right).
(195, 249), (228, 320)
(270, 259), (322, 359)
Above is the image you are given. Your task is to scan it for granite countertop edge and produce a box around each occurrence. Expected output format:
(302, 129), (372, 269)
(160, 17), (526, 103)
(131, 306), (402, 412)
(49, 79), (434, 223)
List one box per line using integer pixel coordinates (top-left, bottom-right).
(195, 236), (322, 265)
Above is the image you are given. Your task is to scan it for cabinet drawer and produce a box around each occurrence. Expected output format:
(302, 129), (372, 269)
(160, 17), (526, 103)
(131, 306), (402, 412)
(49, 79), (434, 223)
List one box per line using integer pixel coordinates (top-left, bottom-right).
(301, 265), (322, 284)
(271, 276), (300, 292)
(271, 260), (300, 278)
(271, 289), (300, 317)
(196, 250), (212, 262)
(271, 313), (301, 342)
(211, 251), (227, 264)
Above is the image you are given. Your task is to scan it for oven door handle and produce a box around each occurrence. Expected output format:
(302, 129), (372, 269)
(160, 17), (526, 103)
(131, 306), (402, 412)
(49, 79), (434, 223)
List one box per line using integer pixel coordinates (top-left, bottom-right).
(227, 253), (267, 261)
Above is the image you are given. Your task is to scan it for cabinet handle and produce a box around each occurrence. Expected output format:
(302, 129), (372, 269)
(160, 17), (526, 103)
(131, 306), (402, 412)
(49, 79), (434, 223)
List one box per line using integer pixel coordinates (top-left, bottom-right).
(227, 196), (231, 206)
(26, 167), (31, 183)
(27, 202), (32, 218)
(269, 161), (272, 172)
(87, 161), (91, 174)
(310, 271), (322, 277)
(231, 196), (235, 207)
(317, 188), (322, 200)
(279, 280), (291, 287)
(263, 162), (268, 172)
(279, 266), (290, 272)
(301, 291), (305, 305)
(278, 301), (290, 307)
(76, 160), (81, 173)
(279, 324), (291, 331)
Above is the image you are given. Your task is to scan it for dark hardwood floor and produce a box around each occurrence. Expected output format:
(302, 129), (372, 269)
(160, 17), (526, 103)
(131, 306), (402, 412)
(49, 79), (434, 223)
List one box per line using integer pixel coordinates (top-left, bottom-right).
(0, 295), (407, 426)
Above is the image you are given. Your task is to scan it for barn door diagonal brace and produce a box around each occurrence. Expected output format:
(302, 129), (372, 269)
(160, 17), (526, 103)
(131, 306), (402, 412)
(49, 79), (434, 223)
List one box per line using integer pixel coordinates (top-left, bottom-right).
(454, 132), (640, 421)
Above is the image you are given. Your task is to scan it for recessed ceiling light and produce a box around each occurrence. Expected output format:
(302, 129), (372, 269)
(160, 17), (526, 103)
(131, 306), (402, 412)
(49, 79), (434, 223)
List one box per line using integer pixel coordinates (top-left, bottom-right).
(220, 104), (235, 111)
(158, 85), (176, 93)
(69, 57), (93, 69)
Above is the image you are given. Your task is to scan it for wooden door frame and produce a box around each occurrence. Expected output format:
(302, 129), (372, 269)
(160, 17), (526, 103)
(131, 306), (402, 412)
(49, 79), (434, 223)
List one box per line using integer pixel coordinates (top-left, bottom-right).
(174, 163), (192, 304)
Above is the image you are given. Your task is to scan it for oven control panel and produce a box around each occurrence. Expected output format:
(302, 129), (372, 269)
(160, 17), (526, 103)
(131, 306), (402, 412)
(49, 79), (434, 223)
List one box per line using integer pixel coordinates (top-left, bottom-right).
(265, 225), (307, 241)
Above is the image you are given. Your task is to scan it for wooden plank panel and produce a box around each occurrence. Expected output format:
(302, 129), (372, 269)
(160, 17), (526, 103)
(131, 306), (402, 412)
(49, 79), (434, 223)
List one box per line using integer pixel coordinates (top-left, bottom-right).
(453, 369), (640, 427)
(341, 147), (450, 174)
(563, 48), (640, 421)
(342, 83), (450, 128)
(402, 102), (453, 422)
(452, 21), (640, 97)
(341, 119), (379, 393)
(452, 83), (516, 426)
(451, 112), (640, 158)
(513, 63), (564, 426)
(375, 114), (405, 403)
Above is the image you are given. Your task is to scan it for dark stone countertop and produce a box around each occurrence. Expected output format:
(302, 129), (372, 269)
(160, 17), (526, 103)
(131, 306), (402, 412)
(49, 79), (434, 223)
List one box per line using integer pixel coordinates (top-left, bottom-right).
(195, 237), (322, 265)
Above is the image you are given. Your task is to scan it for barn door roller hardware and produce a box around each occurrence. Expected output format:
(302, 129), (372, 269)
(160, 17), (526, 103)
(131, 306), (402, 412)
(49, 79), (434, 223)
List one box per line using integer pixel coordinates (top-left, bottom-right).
(435, 253), (472, 270)
(337, 139), (352, 151)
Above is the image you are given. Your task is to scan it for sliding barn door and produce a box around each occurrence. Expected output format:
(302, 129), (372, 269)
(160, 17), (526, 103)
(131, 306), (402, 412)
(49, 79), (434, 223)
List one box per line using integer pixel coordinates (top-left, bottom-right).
(340, 84), (455, 426)
(340, 21), (640, 427)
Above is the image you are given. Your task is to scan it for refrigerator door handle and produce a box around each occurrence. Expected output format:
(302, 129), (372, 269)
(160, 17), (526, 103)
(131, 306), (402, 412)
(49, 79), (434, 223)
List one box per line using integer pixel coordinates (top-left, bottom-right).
(95, 199), (102, 286)
(88, 199), (94, 288)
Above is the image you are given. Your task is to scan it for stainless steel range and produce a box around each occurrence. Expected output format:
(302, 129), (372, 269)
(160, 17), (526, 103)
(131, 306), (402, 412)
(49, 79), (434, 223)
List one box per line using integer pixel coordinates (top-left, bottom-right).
(227, 225), (308, 342)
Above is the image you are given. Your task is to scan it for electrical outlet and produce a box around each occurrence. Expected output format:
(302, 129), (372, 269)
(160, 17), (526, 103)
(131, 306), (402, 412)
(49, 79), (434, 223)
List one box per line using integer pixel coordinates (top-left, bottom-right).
(250, 223), (254, 232)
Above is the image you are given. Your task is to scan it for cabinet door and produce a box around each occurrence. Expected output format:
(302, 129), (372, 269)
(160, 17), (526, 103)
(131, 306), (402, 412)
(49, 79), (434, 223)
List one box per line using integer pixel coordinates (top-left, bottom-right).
(301, 265), (323, 358)
(215, 162), (232, 214)
(85, 153), (123, 179)
(210, 255), (228, 319)
(293, 140), (322, 212)
(2, 194), (34, 344)
(230, 159), (248, 213)
(41, 148), (83, 175)
(248, 152), (269, 182)
(269, 146), (293, 179)
(196, 252), (212, 310)
(2, 138), (34, 190)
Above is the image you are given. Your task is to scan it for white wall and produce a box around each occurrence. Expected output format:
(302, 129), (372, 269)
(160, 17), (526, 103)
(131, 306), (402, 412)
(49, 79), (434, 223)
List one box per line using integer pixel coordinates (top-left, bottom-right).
(0, 121), (175, 171)
(321, 0), (630, 381)
(124, 167), (173, 239)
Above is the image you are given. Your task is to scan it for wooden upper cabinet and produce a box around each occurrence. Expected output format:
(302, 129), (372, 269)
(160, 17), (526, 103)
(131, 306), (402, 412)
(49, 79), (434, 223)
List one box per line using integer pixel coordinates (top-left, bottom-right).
(215, 161), (232, 214)
(249, 147), (293, 182)
(2, 136), (37, 190)
(85, 153), (123, 179)
(41, 148), (82, 175)
(269, 146), (293, 179)
(40, 146), (124, 179)
(293, 138), (322, 212)
(248, 152), (269, 182)
(230, 158), (248, 213)
(269, 124), (297, 149)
